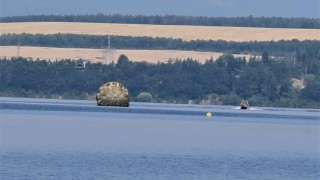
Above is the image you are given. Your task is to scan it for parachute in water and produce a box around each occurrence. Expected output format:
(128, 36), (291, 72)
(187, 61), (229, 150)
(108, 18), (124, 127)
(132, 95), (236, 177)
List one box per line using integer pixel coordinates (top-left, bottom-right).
(96, 82), (129, 107)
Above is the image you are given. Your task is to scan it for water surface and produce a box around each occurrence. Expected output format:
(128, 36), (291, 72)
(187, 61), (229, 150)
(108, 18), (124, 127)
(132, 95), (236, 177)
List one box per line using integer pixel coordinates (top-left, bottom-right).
(1, 97), (319, 179)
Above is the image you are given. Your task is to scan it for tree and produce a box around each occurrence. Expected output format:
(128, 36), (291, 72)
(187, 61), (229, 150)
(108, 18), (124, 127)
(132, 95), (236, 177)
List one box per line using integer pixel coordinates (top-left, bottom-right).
(136, 92), (153, 102)
(301, 75), (320, 102)
(262, 51), (269, 64)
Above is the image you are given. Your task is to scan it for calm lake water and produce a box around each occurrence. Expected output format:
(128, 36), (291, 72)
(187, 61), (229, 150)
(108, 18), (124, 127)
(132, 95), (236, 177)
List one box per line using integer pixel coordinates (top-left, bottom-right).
(0, 97), (319, 179)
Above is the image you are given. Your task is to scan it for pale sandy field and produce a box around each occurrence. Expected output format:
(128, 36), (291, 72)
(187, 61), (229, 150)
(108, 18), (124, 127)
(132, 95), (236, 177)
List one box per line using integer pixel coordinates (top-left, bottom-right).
(0, 46), (254, 63)
(1, 22), (319, 41)
(1, 22), (317, 63)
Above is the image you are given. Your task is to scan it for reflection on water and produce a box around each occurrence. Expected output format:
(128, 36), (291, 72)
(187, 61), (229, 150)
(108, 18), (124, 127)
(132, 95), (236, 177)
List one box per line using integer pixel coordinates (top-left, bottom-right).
(0, 97), (319, 179)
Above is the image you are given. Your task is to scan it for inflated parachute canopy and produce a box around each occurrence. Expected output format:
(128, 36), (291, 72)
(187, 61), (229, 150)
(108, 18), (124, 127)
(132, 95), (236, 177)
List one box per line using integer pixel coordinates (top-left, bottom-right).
(96, 81), (129, 107)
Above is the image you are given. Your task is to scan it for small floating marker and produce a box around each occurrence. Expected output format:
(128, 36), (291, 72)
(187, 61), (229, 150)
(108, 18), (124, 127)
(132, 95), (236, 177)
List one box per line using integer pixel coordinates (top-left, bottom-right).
(206, 112), (212, 118)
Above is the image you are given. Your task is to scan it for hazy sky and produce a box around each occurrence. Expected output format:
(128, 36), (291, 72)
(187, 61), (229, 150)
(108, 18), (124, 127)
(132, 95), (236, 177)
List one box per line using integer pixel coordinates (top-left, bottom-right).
(1, 0), (319, 18)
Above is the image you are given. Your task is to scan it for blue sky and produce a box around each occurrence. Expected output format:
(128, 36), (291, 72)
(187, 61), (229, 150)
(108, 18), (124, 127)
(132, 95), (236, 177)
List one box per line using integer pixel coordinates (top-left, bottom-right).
(1, 0), (319, 18)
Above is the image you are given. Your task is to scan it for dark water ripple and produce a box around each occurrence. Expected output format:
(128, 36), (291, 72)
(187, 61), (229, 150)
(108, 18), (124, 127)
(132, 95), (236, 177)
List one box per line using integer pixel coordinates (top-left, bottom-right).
(1, 151), (319, 180)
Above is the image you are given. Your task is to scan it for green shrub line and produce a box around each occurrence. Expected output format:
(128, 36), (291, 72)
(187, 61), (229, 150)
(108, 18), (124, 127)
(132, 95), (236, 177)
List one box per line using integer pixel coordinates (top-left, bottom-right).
(1, 33), (319, 56)
(1, 14), (319, 29)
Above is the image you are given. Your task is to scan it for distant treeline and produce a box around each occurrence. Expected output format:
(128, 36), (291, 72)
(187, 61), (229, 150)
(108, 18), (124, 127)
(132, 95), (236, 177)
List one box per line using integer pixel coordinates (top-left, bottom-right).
(1, 33), (320, 56)
(1, 50), (319, 108)
(1, 14), (319, 29)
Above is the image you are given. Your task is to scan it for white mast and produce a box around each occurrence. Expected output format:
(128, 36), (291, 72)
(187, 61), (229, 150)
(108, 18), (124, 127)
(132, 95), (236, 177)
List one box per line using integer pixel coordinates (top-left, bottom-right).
(104, 35), (115, 65)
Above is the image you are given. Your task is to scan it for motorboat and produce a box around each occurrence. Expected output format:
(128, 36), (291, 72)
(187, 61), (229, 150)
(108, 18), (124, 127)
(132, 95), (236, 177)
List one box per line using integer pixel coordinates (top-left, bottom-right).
(240, 100), (249, 109)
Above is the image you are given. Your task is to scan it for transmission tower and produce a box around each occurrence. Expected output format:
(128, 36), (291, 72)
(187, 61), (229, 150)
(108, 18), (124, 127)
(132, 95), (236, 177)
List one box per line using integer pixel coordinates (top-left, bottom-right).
(103, 35), (116, 65)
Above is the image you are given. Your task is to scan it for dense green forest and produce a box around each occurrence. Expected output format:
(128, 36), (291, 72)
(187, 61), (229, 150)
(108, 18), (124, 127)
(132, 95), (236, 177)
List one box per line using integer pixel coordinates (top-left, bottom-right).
(1, 51), (319, 108)
(1, 33), (319, 56)
(1, 14), (319, 29)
